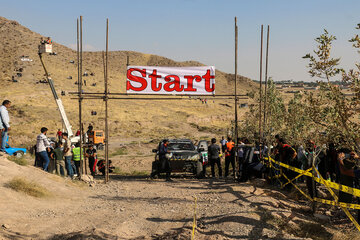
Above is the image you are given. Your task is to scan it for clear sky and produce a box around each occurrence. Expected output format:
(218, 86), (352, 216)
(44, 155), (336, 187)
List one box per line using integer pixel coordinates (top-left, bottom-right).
(1, 0), (360, 82)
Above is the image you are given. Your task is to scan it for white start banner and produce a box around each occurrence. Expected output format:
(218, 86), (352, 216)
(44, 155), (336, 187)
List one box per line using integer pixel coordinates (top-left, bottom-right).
(126, 66), (215, 95)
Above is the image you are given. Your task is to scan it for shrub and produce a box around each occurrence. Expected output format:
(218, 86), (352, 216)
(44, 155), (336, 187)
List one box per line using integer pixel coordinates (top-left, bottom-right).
(7, 155), (28, 166)
(109, 147), (127, 157)
(6, 177), (50, 198)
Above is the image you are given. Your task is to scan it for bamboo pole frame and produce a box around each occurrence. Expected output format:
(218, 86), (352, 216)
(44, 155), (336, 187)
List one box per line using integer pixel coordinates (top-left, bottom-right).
(259, 25), (264, 156)
(263, 25), (270, 144)
(72, 17), (249, 183)
(234, 17), (239, 180)
(104, 19), (110, 183)
(78, 16), (85, 177)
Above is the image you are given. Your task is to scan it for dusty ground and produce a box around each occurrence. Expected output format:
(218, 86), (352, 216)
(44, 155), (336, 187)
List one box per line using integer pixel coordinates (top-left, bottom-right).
(1, 151), (358, 240)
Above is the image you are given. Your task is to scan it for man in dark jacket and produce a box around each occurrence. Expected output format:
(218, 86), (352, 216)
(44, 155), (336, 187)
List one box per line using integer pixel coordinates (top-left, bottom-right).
(151, 139), (172, 181)
(278, 138), (297, 190)
(208, 138), (222, 178)
(86, 144), (97, 177)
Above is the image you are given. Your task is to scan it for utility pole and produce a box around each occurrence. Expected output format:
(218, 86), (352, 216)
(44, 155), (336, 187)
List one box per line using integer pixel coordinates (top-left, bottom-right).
(104, 19), (110, 183)
(234, 17), (239, 180)
(263, 25), (270, 147)
(259, 25), (263, 157)
(78, 16), (84, 176)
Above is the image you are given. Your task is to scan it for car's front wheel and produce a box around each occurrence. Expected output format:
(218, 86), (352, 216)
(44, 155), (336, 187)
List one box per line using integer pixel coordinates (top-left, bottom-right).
(196, 161), (203, 178)
(14, 150), (24, 158)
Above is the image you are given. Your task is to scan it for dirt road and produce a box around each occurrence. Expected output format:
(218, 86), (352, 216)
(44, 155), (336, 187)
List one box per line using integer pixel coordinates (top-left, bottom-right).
(0, 155), (354, 240)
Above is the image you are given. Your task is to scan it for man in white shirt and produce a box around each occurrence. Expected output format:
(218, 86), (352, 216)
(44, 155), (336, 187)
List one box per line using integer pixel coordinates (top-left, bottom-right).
(0, 108), (3, 151)
(36, 127), (51, 171)
(220, 136), (228, 153)
(0, 100), (11, 152)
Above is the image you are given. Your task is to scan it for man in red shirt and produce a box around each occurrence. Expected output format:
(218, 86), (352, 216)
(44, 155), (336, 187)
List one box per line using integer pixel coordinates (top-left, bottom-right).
(278, 138), (297, 190)
(56, 129), (62, 142)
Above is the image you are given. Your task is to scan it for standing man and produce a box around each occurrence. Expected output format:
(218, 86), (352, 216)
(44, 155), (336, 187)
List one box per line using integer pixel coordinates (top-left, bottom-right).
(86, 144), (97, 177)
(278, 138), (297, 190)
(36, 127), (51, 171)
(0, 100), (11, 152)
(237, 138), (245, 179)
(224, 137), (235, 178)
(72, 142), (83, 179)
(220, 136), (227, 154)
(62, 133), (74, 179)
(53, 142), (66, 176)
(0, 107), (3, 151)
(151, 139), (172, 181)
(47, 142), (56, 173)
(208, 138), (222, 178)
(160, 139), (172, 181)
(56, 129), (62, 142)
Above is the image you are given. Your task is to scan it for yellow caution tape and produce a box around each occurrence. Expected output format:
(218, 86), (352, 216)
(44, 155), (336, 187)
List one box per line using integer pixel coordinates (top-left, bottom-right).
(313, 197), (360, 210)
(281, 168), (312, 188)
(265, 157), (360, 198)
(266, 156), (360, 232)
(191, 197), (197, 240)
(313, 167), (360, 232)
(268, 174), (282, 179)
(281, 171), (314, 202)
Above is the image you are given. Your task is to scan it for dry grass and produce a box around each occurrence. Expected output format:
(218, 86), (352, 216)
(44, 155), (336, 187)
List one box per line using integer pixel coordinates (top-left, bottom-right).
(112, 167), (148, 176)
(7, 155), (28, 166)
(6, 177), (51, 198)
(109, 147), (128, 157)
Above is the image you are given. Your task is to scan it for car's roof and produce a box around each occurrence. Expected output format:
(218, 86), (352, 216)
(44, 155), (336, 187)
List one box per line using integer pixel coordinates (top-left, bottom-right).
(165, 139), (193, 143)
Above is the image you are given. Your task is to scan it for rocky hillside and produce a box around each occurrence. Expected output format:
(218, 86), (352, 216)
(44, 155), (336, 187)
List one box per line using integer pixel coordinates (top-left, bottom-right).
(0, 16), (256, 147)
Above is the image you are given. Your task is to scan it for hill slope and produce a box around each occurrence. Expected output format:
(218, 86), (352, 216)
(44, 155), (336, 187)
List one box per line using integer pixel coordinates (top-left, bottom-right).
(0, 16), (256, 146)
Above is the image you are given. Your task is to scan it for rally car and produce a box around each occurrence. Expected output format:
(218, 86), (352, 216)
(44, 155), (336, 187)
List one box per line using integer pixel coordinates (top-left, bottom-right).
(152, 139), (207, 178)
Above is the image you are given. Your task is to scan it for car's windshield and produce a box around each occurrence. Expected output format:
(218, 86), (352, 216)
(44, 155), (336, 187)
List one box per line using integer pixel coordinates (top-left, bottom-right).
(168, 142), (195, 151)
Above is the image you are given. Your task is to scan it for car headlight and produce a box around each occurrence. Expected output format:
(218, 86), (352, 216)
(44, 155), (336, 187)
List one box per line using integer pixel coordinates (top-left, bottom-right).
(189, 154), (200, 161)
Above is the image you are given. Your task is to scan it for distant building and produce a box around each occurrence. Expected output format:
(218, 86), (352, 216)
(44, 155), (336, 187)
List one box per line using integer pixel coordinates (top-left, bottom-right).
(304, 86), (318, 90)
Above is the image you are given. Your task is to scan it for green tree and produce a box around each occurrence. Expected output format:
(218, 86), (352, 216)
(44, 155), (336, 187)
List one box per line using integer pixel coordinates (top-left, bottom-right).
(240, 78), (286, 144)
(304, 28), (360, 150)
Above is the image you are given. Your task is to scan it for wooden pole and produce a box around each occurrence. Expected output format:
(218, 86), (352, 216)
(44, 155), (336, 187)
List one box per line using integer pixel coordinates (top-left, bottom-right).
(259, 25), (263, 156)
(78, 16), (84, 177)
(77, 18), (80, 101)
(263, 25), (270, 148)
(105, 19), (109, 183)
(234, 17), (239, 180)
(82, 122), (87, 175)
